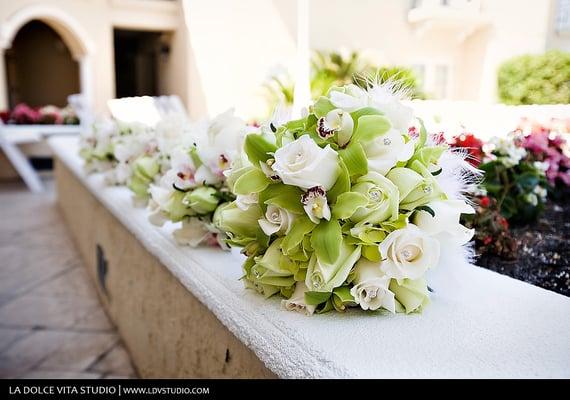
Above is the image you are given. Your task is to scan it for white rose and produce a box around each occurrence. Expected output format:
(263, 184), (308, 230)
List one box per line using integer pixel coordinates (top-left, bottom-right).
(272, 135), (339, 190)
(281, 282), (316, 316)
(350, 259), (395, 312)
(365, 128), (414, 176)
(379, 224), (440, 282)
(414, 200), (475, 245)
(236, 193), (259, 211)
(258, 205), (294, 236)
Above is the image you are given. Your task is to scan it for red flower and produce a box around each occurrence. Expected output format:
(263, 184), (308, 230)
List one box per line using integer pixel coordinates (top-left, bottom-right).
(479, 196), (490, 208)
(0, 110), (9, 123)
(449, 133), (484, 167)
(499, 217), (509, 229)
(483, 236), (493, 245)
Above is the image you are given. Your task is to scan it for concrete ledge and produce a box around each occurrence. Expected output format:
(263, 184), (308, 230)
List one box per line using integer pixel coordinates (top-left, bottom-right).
(50, 137), (570, 378)
(55, 157), (274, 378)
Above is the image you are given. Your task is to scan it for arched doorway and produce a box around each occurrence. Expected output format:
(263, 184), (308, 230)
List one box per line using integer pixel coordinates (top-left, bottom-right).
(4, 20), (80, 108)
(0, 5), (95, 114)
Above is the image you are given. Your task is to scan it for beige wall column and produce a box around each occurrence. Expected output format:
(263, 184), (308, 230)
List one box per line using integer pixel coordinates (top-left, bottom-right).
(0, 48), (7, 110)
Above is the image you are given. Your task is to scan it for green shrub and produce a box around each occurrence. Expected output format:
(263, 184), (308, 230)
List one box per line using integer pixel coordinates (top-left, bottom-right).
(264, 50), (425, 112)
(498, 50), (570, 105)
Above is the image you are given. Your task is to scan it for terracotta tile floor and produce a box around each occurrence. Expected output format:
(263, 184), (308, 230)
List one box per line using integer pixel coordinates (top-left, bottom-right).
(0, 179), (137, 379)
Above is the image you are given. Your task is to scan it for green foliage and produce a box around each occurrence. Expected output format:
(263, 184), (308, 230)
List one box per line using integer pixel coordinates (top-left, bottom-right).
(479, 159), (548, 223)
(264, 50), (425, 110)
(498, 50), (570, 105)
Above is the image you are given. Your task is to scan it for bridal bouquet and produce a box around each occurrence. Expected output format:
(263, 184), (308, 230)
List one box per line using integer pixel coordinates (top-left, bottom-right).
(148, 110), (250, 247)
(215, 82), (478, 315)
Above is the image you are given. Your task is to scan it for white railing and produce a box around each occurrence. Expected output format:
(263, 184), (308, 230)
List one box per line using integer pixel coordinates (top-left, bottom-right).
(411, 0), (481, 11)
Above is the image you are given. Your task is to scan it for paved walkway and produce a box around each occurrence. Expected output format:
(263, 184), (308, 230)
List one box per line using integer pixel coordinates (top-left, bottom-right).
(0, 179), (137, 379)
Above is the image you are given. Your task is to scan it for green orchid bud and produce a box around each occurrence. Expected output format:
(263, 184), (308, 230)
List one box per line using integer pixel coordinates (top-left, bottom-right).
(128, 175), (150, 199)
(166, 190), (195, 222)
(250, 239), (296, 288)
(387, 161), (445, 211)
(350, 172), (400, 224)
(306, 241), (362, 293)
(389, 278), (430, 314)
(133, 156), (160, 181)
(213, 201), (264, 241)
(183, 187), (218, 214)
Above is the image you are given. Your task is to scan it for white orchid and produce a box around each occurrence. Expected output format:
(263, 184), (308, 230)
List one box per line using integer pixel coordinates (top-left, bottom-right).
(173, 218), (213, 247)
(414, 200), (475, 245)
(301, 186), (331, 224)
(317, 109), (354, 146)
(365, 128), (415, 176)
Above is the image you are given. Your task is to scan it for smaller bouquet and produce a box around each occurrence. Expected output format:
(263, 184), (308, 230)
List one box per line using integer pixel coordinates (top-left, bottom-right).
(215, 83), (478, 315)
(38, 105), (63, 125)
(10, 103), (41, 125)
(147, 110), (249, 247)
(79, 118), (120, 174)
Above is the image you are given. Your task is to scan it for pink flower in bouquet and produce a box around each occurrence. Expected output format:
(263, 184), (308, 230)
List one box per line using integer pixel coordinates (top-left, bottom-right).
(11, 103), (41, 124)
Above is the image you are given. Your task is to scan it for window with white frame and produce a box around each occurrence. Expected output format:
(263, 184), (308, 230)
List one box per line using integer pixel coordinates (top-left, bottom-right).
(556, 0), (570, 32)
(411, 63), (450, 99)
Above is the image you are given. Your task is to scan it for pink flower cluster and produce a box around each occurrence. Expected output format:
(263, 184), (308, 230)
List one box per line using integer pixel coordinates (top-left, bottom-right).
(518, 119), (570, 186)
(0, 103), (78, 125)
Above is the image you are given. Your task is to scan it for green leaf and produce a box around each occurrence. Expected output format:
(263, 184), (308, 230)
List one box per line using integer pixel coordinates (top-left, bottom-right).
(259, 184), (304, 214)
(350, 107), (383, 130)
(244, 134), (277, 165)
(415, 205), (435, 218)
(332, 286), (355, 303)
(332, 192), (368, 219)
(351, 115), (391, 143)
(327, 160), (350, 203)
(313, 97), (335, 118)
(362, 245), (381, 262)
(233, 167), (271, 195)
(304, 291), (332, 306)
(415, 117), (428, 149)
(310, 219), (342, 265)
(281, 217), (317, 255)
(339, 143), (368, 177)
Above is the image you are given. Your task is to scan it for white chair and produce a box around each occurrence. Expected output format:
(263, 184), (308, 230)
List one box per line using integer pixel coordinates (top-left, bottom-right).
(107, 95), (188, 126)
(0, 94), (85, 192)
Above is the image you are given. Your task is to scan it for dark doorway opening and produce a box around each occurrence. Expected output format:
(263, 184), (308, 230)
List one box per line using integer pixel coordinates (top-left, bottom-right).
(114, 29), (167, 98)
(4, 20), (80, 108)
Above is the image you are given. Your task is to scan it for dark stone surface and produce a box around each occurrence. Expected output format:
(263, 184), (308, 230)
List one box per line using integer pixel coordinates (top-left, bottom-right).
(477, 187), (570, 297)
